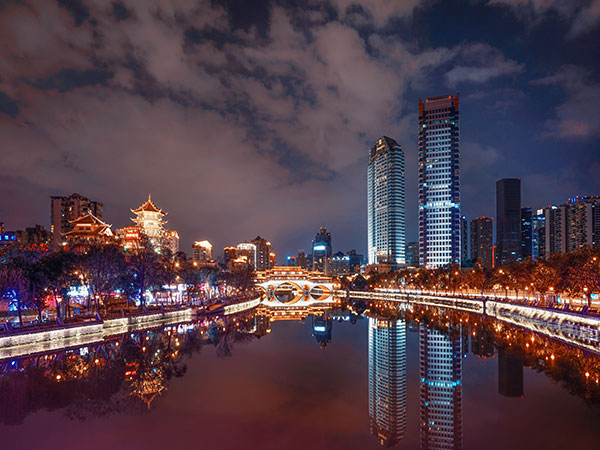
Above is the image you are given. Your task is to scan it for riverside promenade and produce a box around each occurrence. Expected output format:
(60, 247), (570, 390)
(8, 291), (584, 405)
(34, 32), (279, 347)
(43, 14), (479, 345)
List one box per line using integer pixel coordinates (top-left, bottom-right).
(344, 289), (600, 354)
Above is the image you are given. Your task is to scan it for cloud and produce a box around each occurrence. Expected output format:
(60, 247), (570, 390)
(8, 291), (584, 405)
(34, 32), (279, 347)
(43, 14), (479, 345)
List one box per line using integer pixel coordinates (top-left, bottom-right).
(332, 0), (422, 27)
(0, 92), (19, 118)
(532, 65), (600, 138)
(489, 0), (600, 37)
(445, 43), (524, 86)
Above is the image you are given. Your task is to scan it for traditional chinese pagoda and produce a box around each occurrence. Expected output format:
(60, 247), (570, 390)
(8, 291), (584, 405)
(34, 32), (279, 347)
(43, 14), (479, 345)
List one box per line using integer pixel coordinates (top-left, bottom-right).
(127, 194), (179, 254)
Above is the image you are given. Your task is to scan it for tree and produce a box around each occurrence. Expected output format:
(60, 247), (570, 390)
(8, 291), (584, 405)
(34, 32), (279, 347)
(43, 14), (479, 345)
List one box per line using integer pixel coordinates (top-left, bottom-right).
(125, 236), (162, 308)
(77, 244), (127, 314)
(40, 251), (77, 319)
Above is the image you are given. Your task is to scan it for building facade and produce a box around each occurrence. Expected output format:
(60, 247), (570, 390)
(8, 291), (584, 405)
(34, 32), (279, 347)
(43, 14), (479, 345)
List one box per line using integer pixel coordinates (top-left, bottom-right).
(496, 178), (522, 265)
(50, 193), (103, 249)
(470, 217), (493, 269)
(368, 136), (406, 267)
(418, 94), (460, 269)
(368, 318), (407, 448)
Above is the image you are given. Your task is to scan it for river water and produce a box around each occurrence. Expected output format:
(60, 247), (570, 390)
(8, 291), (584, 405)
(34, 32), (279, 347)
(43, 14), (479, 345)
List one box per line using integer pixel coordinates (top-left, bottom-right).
(0, 302), (599, 450)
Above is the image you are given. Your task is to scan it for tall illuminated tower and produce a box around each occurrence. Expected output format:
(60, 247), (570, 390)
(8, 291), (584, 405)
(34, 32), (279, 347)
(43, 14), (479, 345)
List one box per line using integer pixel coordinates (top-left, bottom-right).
(368, 318), (407, 447)
(367, 136), (406, 267)
(419, 325), (463, 450)
(418, 93), (460, 268)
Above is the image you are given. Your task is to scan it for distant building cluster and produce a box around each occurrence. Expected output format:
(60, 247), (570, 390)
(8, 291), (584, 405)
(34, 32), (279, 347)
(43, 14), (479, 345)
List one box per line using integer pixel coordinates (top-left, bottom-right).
(277, 226), (363, 277)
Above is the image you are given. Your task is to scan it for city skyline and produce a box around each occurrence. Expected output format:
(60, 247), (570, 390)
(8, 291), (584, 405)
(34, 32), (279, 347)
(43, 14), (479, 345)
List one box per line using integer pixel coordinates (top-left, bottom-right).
(1, 1), (599, 258)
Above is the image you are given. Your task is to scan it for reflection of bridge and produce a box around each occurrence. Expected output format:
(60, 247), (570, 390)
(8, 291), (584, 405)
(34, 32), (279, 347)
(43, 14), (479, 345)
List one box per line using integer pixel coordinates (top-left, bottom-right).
(347, 290), (600, 355)
(255, 267), (338, 306)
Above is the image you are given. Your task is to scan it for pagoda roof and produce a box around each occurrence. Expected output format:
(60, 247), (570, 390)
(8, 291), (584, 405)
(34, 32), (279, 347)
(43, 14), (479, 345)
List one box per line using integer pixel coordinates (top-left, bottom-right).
(68, 212), (111, 228)
(131, 194), (166, 215)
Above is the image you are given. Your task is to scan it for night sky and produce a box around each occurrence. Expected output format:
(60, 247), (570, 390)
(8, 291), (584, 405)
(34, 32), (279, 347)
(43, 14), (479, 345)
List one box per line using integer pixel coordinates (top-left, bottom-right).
(1, 0), (599, 259)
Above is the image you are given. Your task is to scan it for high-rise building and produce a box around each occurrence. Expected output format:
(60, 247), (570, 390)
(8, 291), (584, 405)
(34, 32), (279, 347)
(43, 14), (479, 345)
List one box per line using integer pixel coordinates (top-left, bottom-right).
(312, 226), (332, 272)
(460, 215), (468, 266)
(236, 242), (257, 268)
(50, 193), (103, 249)
(405, 242), (419, 267)
(564, 196), (600, 251)
(368, 318), (407, 448)
(367, 136), (406, 267)
(192, 240), (213, 265)
(470, 217), (493, 269)
(496, 178), (522, 265)
(521, 207), (533, 259)
(418, 93), (460, 269)
(251, 236), (272, 271)
(296, 251), (311, 270)
(542, 204), (567, 256)
(498, 348), (524, 398)
(420, 325), (463, 450)
(223, 246), (237, 264)
(532, 210), (546, 259)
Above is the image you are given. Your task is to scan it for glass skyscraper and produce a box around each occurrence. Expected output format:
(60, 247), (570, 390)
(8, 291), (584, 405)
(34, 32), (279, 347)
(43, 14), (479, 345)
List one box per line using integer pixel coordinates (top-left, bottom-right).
(367, 136), (406, 266)
(368, 318), (407, 448)
(420, 325), (463, 450)
(418, 93), (460, 269)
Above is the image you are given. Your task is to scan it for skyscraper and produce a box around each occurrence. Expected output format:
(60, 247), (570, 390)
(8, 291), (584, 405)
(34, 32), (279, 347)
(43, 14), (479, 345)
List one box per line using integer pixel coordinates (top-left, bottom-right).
(460, 215), (468, 266)
(368, 318), (407, 448)
(405, 242), (419, 267)
(312, 226), (332, 272)
(521, 207), (533, 259)
(496, 178), (522, 265)
(420, 325), (463, 450)
(367, 136), (406, 267)
(418, 93), (460, 269)
(50, 193), (103, 249)
(470, 217), (493, 269)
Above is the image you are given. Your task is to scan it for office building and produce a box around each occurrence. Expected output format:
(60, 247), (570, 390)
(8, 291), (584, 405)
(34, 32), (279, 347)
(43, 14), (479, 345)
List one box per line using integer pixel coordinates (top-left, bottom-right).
(50, 193), (103, 249)
(312, 314), (332, 348)
(368, 136), (406, 267)
(521, 207), (533, 259)
(0, 223), (16, 249)
(312, 227), (332, 272)
(470, 217), (493, 269)
(369, 318), (407, 448)
(420, 325), (463, 450)
(418, 94), (460, 268)
(496, 178), (522, 265)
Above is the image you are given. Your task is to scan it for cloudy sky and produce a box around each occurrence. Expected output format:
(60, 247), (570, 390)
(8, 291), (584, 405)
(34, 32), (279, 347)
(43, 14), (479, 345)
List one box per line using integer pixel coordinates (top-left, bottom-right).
(1, 0), (599, 259)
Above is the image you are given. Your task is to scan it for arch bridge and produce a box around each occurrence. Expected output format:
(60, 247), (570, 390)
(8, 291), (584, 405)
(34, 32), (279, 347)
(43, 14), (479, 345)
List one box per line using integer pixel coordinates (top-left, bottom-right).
(255, 267), (338, 307)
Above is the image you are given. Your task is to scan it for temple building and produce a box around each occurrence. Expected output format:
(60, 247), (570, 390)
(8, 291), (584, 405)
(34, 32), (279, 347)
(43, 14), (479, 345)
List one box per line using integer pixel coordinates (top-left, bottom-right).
(62, 213), (113, 248)
(127, 195), (179, 254)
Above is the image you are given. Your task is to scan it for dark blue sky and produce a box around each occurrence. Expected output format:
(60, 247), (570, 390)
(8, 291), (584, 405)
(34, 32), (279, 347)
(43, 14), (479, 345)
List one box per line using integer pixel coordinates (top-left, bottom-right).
(0, 0), (599, 259)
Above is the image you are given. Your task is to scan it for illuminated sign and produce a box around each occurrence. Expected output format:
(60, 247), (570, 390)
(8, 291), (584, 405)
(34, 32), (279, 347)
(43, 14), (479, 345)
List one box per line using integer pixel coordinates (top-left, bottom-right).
(313, 244), (327, 251)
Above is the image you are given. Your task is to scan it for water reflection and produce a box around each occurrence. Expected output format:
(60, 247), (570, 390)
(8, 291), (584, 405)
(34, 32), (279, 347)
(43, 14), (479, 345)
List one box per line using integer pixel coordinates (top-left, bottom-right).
(0, 300), (599, 449)
(368, 317), (407, 447)
(419, 324), (463, 450)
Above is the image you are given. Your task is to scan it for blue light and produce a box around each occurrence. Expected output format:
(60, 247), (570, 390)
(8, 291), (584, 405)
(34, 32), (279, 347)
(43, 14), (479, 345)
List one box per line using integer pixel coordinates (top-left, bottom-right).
(313, 326), (326, 332)
(313, 244), (327, 251)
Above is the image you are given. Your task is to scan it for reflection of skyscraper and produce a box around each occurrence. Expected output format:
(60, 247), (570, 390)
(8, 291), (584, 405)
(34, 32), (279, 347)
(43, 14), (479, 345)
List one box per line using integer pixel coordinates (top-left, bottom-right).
(420, 325), (463, 450)
(312, 314), (332, 347)
(368, 318), (407, 447)
(498, 348), (524, 398)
